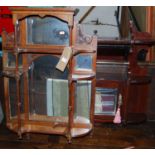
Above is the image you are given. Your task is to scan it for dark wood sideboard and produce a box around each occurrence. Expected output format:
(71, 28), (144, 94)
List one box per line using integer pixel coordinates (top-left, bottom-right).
(95, 22), (155, 123)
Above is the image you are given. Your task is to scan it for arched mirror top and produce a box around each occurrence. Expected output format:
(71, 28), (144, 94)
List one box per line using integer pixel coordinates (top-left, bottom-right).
(28, 55), (69, 80)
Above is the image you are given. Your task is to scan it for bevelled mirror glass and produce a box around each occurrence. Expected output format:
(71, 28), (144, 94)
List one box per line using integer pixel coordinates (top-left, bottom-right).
(75, 54), (93, 71)
(28, 55), (69, 122)
(27, 17), (69, 45)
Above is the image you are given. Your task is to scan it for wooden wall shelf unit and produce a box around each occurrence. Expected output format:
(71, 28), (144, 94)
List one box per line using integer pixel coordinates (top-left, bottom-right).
(95, 21), (155, 123)
(1, 7), (97, 142)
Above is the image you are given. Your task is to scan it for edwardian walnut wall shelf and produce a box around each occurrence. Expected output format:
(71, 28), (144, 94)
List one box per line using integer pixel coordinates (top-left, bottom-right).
(2, 7), (97, 142)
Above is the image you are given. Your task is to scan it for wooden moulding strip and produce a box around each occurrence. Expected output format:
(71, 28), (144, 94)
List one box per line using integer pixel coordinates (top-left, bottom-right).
(146, 6), (154, 61)
(7, 122), (67, 135)
(7, 121), (92, 136)
(4, 78), (10, 123)
(90, 78), (96, 126)
(72, 73), (95, 81)
(8, 114), (92, 132)
(11, 10), (74, 26)
(73, 45), (96, 52)
(16, 47), (67, 54)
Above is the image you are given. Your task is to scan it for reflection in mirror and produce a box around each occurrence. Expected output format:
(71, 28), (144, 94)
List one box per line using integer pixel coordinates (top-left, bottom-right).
(27, 17), (69, 45)
(7, 53), (22, 67)
(74, 80), (91, 123)
(95, 88), (118, 115)
(75, 55), (92, 71)
(28, 55), (69, 122)
(9, 77), (24, 119)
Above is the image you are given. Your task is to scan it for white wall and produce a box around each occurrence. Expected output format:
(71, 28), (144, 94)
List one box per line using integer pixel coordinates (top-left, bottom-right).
(71, 6), (119, 38)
